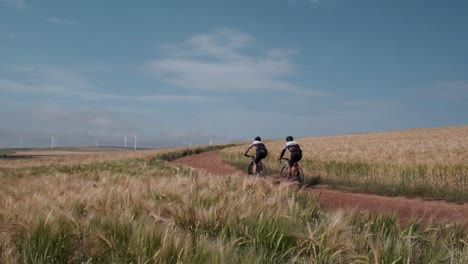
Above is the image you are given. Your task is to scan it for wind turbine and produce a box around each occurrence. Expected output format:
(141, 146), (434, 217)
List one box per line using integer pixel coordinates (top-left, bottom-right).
(124, 136), (127, 148)
(50, 134), (56, 149)
(134, 135), (137, 150)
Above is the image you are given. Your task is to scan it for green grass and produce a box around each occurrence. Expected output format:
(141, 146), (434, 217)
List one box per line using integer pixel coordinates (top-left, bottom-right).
(8, 187), (468, 263)
(1, 147), (468, 263)
(157, 144), (236, 161)
(0, 149), (15, 156)
(0, 158), (177, 183)
(0, 144), (235, 182)
(220, 152), (468, 203)
(301, 159), (468, 203)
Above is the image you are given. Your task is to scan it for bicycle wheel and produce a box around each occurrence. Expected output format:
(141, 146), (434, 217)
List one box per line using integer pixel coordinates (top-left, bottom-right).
(247, 162), (254, 175)
(295, 167), (304, 186)
(279, 165), (288, 179)
(257, 163), (266, 177)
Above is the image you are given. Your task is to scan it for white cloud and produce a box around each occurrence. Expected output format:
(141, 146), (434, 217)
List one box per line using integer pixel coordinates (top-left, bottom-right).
(186, 29), (253, 60)
(0, 105), (236, 148)
(145, 29), (324, 96)
(0, 65), (221, 104)
(47, 17), (79, 25)
(1, 0), (26, 9)
(11, 106), (141, 141)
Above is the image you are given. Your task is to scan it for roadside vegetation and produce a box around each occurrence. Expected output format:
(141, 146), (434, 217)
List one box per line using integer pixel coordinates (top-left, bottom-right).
(0, 149), (15, 156)
(222, 126), (468, 203)
(158, 144), (236, 161)
(0, 142), (467, 263)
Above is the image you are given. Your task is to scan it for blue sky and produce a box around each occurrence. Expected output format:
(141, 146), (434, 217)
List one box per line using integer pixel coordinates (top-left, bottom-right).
(1, 0), (467, 148)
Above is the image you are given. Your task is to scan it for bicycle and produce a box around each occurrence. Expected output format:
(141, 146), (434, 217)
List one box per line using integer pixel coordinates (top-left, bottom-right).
(279, 158), (304, 186)
(245, 155), (266, 177)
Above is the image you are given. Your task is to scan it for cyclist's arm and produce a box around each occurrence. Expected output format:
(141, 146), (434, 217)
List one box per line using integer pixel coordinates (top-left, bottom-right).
(279, 149), (286, 159)
(244, 145), (253, 156)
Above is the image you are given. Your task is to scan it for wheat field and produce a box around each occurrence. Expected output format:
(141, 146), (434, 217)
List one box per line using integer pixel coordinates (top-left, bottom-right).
(0, 133), (467, 263)
(0, 147), (467, 263)
(222, 126), (468, 201)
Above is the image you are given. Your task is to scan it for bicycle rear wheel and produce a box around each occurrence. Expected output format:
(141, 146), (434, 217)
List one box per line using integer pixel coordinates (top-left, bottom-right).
(279, 165), (288, 179)
(247, 162), (254, 175)
(295, 167), (304, 186)
(257, 163), (266, 177)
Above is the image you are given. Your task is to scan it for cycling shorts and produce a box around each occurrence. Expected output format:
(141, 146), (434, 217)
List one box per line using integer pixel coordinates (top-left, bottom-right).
(254, 150), (267, 164)
(289, 152), (302, 166)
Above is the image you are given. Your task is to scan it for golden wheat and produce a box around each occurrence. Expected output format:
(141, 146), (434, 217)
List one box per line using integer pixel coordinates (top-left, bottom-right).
(0, 146), (467, 262)
(225, 126), (468, 165)
(222, 126), (468, 201)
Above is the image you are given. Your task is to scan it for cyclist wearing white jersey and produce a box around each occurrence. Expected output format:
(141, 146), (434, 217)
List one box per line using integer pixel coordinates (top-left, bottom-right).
(279, 136), (302, 180)
(244, 136), (268, 174)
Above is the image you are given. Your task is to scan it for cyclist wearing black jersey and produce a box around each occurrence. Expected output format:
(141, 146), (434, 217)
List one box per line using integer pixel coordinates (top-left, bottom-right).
(244, 136), (268, 174)
(279, 136), (302, 180)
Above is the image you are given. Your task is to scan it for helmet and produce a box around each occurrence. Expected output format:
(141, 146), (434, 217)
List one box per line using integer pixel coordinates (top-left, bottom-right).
(286, 136), (293, 142)
(255, 136), (261, 141)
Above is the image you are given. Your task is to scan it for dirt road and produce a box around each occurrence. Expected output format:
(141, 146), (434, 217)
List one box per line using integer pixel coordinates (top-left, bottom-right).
(172, 150), (468, 226)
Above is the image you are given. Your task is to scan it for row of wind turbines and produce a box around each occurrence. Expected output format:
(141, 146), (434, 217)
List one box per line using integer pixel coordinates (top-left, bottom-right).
(39, 135), (213, 150)
(14, 135), (214, 149)
(48, 135), (139, 150)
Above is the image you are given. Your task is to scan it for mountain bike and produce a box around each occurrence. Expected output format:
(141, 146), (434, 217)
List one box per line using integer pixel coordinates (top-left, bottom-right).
(245, 155), (266, 177)
(279, 158), (304, 186)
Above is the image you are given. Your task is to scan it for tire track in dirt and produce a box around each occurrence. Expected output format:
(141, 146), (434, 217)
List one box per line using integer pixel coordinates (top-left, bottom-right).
(172, 150), (468, 226)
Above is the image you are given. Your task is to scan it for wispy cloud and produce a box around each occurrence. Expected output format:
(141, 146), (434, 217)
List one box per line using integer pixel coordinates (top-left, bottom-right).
(145, 29), (324, 96)
(0, 104), (234, 148)
(0, 65), (220, 103)
(1, 0), (26, 9)
(0, 106), (141, 144)
(8, 34), (17, 39)
(47, 17), (79, 25)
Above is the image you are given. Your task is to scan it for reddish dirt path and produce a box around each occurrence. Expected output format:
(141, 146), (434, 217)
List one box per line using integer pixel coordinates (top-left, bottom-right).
(172, 151), (468, 226)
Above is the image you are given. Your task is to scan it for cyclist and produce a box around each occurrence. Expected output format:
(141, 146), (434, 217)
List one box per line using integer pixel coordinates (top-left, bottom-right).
(244, 136), (268, 174)
(279, 136), (302, 181)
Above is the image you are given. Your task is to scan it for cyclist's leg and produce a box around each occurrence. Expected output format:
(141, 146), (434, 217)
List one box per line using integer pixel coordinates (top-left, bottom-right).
(289, 152), (302, 180)
(287, 158), (294, 180)
(254, 150), (266, 174)
(296, 153), (302, 174)
(253, 151), (261, 174)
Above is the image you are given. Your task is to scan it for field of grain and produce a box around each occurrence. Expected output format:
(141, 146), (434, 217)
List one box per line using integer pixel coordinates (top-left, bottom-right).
(221, 126), (468, 202)
(0, 148), (174, 168)
(0, 134), (468, 263)
(0, 138), (467, 263)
